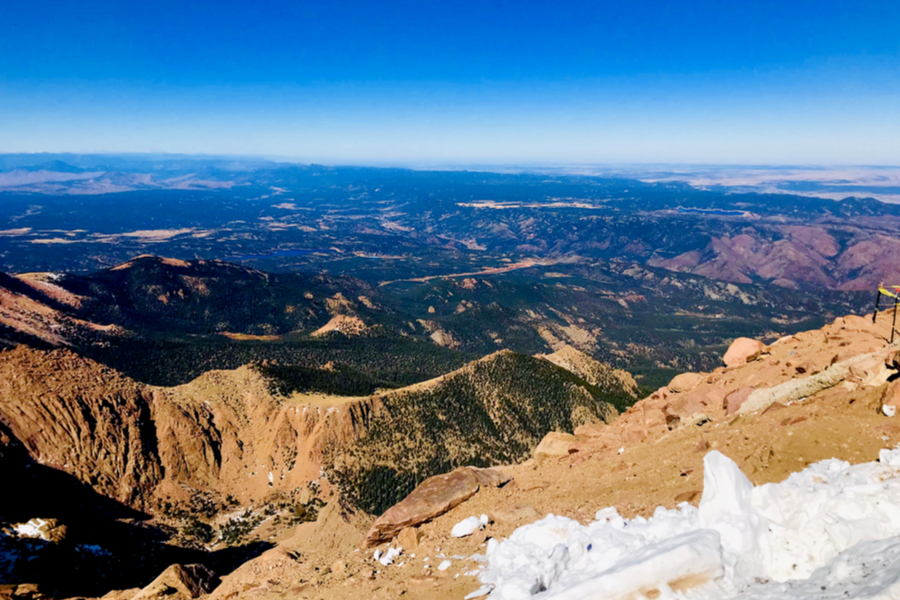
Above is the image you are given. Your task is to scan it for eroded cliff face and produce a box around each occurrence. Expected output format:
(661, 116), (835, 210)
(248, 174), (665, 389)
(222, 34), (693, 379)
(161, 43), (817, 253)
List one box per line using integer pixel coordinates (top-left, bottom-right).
(0, 346), (385, 512)
(0, 347), (162, 508)
(148, 367), (386, 504)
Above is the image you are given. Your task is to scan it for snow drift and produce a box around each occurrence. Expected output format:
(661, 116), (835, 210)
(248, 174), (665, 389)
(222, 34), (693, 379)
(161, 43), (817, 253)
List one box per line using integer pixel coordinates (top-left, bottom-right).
(475, 449), (900, 599)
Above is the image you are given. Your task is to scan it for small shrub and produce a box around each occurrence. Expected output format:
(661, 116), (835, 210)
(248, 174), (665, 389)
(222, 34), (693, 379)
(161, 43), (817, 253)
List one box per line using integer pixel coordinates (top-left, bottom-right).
(292, 498), (326, 523)
(181, 517), (214, 545)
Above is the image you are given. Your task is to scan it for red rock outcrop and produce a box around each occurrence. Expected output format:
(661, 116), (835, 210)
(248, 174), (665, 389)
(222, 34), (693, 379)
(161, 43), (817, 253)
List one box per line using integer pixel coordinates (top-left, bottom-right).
(131, 564), (219, 600)
(0, 347), (162, 508)
(533, 432), (580, 463)
(722, 337), (765, 367)
(364, 467), (511, 546)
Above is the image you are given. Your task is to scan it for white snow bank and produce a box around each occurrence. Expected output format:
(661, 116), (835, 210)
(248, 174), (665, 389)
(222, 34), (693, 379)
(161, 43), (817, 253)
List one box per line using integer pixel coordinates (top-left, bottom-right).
(477, 449), (900, 599)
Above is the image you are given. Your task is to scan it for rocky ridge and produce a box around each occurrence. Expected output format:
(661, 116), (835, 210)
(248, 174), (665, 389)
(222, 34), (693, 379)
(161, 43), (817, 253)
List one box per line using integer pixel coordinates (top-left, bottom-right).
(0, 342), (628, 598)
(157, 307), (900, 600)
(0, 256), (392, 344)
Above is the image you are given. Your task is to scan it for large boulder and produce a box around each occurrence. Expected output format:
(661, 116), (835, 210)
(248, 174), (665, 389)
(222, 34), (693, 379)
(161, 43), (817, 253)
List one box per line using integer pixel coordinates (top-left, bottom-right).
(723, 338), (765, 367)
(533, 432), (579, 463)
(842, 314), (876, 333)
(663, 385), (726, 427)
(885, 348), (900, 371)
(396, 527), (422, 551)
(668, 372), (705, 393)
(131, 564), (219, 600)
(663, 395), (706, 428)
(364, 466), (511, 547)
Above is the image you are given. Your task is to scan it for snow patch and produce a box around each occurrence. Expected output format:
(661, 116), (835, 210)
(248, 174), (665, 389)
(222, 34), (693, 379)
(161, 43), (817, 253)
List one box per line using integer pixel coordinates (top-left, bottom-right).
(13, 519), (50, 540)
(379, 546), (402, 566)
(453, 515), (488, 538)
(476, 449), (900, 599)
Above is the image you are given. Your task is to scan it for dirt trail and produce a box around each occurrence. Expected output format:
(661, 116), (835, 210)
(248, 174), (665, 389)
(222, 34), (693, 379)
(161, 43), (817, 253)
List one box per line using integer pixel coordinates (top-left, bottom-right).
(377, 259), (550, 287)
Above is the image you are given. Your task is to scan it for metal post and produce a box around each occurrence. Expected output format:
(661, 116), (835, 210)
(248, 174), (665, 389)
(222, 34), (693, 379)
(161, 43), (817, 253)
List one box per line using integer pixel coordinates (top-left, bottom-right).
(874, 288), (883, 323)
(893, 295), (899, 344)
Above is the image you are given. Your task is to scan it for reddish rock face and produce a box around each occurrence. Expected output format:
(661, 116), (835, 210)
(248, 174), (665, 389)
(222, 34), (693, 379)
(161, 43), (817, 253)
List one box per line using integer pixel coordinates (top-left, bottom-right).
(849, 356), (890, 386)
(574, 422), (607, 437)
(663, 395), (705, 428)
(885, 349), (900, 371)
(364, 467), (511, 547)
(724, 387), (755, 415)
(622, 426), (647, 444)
(132, 564), (220, 600)
(882, 380), (900, 409)
(723, 338), (766, 368)
(701, 385), (727, 409)
(660, 383), (718, 426)
(843, 314), (876, 332)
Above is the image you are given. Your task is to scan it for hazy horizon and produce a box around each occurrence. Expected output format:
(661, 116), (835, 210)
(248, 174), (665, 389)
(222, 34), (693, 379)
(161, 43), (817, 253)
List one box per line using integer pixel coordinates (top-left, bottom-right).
(1, 151), (899, 171)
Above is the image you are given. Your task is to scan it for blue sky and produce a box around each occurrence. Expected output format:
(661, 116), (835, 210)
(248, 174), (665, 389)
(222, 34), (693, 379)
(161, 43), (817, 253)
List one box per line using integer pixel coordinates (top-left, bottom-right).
(1, 0), (898, 165)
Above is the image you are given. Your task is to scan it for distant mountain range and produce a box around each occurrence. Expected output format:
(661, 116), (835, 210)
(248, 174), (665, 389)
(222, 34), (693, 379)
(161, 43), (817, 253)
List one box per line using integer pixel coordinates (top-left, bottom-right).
(1, 158), (898, 292)
(0, 255), (869, 389)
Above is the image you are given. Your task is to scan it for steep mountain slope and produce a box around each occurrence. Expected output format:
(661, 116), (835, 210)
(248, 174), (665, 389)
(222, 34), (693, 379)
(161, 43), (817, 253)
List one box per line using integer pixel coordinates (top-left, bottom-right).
(0, 345), (627, 513)
(0, 342), (631, 597)
(0, 346), (370, 513)
(326, 348), (633, 515)
(0, 347), (161, 508)
(189, 308), (900, 600)
(648, 226), (900, 291)
(537, 344), (637, 394)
